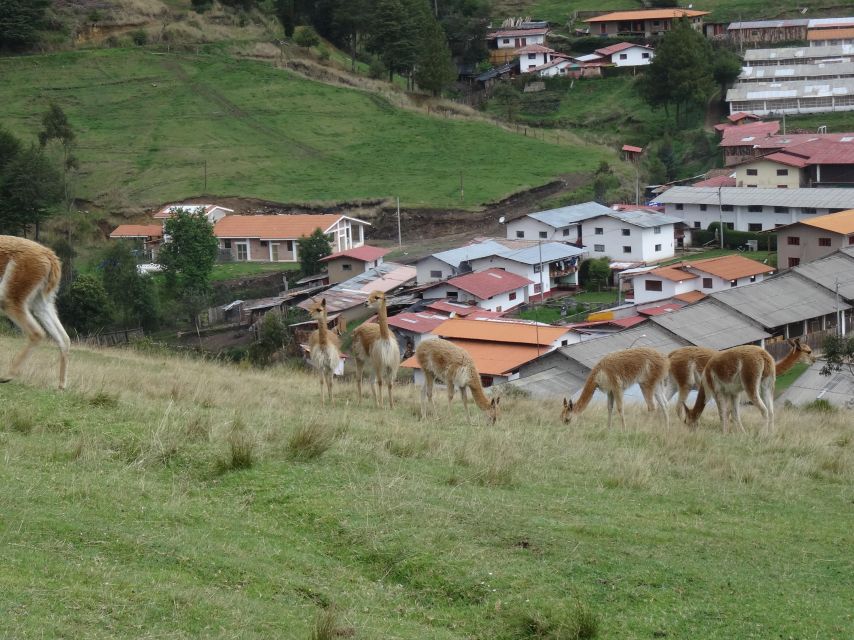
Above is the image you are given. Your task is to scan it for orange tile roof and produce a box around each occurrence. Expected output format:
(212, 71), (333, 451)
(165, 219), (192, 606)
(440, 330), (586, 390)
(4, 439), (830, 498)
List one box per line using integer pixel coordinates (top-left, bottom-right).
(648, 264), (699, 282)
(320, 245), (390, 263)
(684, 254), (775, 280)
(797, 208), (854, 234)
(110, 224), (163, 238)
(585, 9), (708, 22)
(808, 27), (854, 40)
(401, 339), (546, 376)
(214, 214), (344, 239)
(674, 290), (706, 303)
(431, 317), (568, 345)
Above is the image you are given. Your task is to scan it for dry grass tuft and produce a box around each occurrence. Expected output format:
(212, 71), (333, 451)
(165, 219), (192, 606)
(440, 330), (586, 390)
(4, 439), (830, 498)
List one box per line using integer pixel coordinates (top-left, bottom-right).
(310, 606), (353, 639)
(221, 419), (256, 471)
(288, 418), (335, 461)
(3, 407), (35, 435)
(509, 599), (600, 639)
(452, 431), (519, 488)
(89, 391), (119, 408)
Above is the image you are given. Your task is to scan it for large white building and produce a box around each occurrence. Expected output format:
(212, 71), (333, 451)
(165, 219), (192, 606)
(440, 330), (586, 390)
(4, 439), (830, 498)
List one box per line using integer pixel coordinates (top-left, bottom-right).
(420, 268), (532, 313)
(655, 186), (854, 233)
(506, 202), (683, 263)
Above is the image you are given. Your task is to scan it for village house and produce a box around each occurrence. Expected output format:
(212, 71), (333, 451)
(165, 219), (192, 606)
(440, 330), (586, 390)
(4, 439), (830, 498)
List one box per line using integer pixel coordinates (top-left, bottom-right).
(773, 209), (854, 268)
(415, 239), (510, 284)
(807, 17), (854, 46)
(584, 8), (708, 38)
(655, 186), (854, 233)
(214, 214), (369, 262)
(718, 120), (782, 166)
(319, 245), (389, 284)
(626, 254), (775, 304)
(732, 138), (854, 188)
(108, 224), (164, 261)
(738, 61), (854, 84)
(485, 22), (549, 64)
(516, 44), (562, 73)
(727, 78), (854, 116)
(581, 42), (655, 68)
(791, 247), (854, 335)
(725, 19), (809, 46)
(420, 268), (532, 313)
(401, 317), (575, 386)
(505, 202), (683, 263)
(153, 203), (233, 224)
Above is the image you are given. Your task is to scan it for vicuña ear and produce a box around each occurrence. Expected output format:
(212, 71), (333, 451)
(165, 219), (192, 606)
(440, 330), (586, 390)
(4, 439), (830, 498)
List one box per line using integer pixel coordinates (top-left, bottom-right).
(563, 397), (569, 408)
(321, 298), (327, 308)
(568, 399), (574, 410)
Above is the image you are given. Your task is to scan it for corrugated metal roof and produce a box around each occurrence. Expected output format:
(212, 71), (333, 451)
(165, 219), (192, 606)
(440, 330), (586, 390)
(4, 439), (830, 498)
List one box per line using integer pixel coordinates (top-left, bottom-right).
(490, 242), (585, 265)
(743, 43), (854, 62)
(809, 17), (854, 28)
(432, 317), (569, 345)
(487, 27), (549, 38)
(320, 245), (389, 263)
(386, 312), (448, 334)
(430, 240), (509, 268)
(727, 77), (854, 101)
(793, 208), (854, 233)
(649, 300), (770, 349)
(809, 27), (854, 41)
(505, 366), (589, 399)
(793, 250), (854, 300)
(607, 209), (683, 227)
(527, 201), (614, 227)
(585, 9), (708, 22)
(711, 272), (850, 327)
(596, 42), (650, 57)
(739, 61), (854, 81)
(556, 323), (687, 369)
(444, 268), (533, 299)
(657, 186), (854, 208)
(729, 19), (809, 30)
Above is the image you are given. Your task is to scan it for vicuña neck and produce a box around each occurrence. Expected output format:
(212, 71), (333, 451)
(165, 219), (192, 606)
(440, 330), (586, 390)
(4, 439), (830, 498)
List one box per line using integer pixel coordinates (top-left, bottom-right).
(467, 370), (492, 412)
(572, 367), (599, 415)
(316, 310), (329, 346)
(775, 345), (802, 376)
(377, 298), (391, 340)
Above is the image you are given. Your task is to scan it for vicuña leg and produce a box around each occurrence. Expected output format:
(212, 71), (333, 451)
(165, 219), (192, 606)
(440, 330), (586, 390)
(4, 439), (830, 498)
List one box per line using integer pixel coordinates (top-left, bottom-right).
(606, 391), (615, 429)
(459, 386), (471, 421)
(420, 371), (435, 420)
(30, 295), (70, 390)
(0, 301), (45, 385)
(614, 392), (626, 430)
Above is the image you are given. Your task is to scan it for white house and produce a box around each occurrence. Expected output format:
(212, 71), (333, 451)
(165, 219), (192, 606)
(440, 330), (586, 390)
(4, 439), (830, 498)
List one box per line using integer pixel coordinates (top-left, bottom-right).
(579, 42), (655, 67)
(420, 268), (532, 313)
(468, 242), (585, 299)
(153, 203), (233, 224)
(626, 254), (776, 304)
(530, 56), (575, 77)
(506, 202), (682, 263)
(415, 239), (509, 284)
(517, 44), (558, 72)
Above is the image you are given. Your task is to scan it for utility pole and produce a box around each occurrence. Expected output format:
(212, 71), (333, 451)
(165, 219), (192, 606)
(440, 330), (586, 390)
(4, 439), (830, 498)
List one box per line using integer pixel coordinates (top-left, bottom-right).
(204, 160), (207, 194)
(717, 186), (725, 249)
(460, 170), (464, 202)
(396, 197), (402, 247)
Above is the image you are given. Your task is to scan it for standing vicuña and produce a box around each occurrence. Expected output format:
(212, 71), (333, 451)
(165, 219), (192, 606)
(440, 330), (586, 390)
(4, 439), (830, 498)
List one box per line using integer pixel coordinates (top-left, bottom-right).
(351, 290), (400, 407)
(561, 347), (670, 429)
(307, 298), (341, 404)
(667, 346), (716, 419)
(683, 339), (815, 433)
(415, 338), (500, 424)
(0, 236), (70, 389)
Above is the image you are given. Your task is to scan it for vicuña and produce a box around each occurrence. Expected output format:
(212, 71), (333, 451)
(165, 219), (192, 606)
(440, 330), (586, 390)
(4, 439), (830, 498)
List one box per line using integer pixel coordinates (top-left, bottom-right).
(307, 298), (340, 404)
(351, 290), (400, 407)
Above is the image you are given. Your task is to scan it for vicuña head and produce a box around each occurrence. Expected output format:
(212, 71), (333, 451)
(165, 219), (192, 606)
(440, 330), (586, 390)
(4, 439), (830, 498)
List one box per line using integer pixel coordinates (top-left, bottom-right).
(365, 290), (386, 308)
(786, 337), (816, 366)
(485, 396), (500, 425)
(307, 298), (327, 319)
(561, 397), (573, 424)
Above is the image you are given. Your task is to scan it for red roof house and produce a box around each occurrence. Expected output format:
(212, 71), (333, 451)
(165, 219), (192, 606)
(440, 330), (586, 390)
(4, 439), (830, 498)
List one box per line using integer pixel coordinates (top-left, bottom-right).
(421, 268), (533, 313)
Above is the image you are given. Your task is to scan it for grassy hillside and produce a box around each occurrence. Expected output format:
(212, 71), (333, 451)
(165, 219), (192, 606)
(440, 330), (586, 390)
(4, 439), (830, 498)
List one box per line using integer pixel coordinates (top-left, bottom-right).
(493, 0), (854, 25)
(0, 47), (612, 211)
(0, 336), (852, 638)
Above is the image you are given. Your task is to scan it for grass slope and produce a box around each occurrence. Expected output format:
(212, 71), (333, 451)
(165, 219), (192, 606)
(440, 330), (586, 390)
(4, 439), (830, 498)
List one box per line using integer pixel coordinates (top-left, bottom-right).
(0, 336), (852, 638)
(0, 48), (610, 210)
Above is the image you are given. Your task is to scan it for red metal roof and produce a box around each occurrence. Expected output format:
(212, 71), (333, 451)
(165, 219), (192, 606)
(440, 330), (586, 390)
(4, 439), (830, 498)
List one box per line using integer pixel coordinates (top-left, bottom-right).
(320, 245), (390, 263)
(673, 290), (707, 303)
(488, 27), (549, 39)
(585, 9), (708, 22)
(639, 303), (683, 316)
(401, 339), (545, 376)
(610, 315), (646, 328)
(718, 121), (782, 147)
(597, 42), (650, 57)
(692, 174), (736, 188)
(386, 312), (448, 334)
(760, 138), (854, 166)
(110, 224), (163, 238)
(432, 317), (569, 345)
(515, 44), (554, 54)
(214, 214), (344, 239)
(444, 268), (533, 299)
(622, 144), (643, 153)
(426, 300), (482, 316)
(727, 112), (761, 123)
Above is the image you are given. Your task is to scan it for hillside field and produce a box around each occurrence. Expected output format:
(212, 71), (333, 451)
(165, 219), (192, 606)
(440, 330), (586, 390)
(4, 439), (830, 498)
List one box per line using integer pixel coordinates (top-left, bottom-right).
(0, 47), (612, 211)
(0, 336), (851, 638)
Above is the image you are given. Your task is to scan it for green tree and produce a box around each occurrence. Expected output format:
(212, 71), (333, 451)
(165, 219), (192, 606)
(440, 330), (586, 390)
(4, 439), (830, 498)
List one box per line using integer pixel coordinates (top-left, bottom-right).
(368, 0), (420, 83)
(248, 311), (289, 366)
(0, 0), (51, 51)
(491, 82), (521, 121)
(592, 161), (618, 203)
(0, 145), (63, 238)
(820, 334), (854, 377)
(415, 14), (457, 96)
(298, 228), (332, 276)
(294, 25), (320, 48)
(275, 0), (296, 37)
(639, 19), (714, 123)
(712, 48), (743, 102)
(57, 274), (112, 337)
(579, 257), (611, 290)
(39, 103), (79, 238)
(0, 127), (22, 174)
(100, 242), (161, 331)
(332, 0), (369, 71)
(159, 208), (219, 329)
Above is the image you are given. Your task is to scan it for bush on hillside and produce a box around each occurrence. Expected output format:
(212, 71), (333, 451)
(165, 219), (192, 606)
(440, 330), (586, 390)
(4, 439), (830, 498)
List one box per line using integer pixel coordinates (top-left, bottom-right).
(294, 25), (320, 48)
(131, 30), (148, 46)
(693, 223), (777, 251)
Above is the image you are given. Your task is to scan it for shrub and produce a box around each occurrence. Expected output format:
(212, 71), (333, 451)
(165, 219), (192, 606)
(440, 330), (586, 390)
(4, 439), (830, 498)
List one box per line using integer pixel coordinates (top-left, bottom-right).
(293, 25), (320, 49)
(368, 56), (386, 79)
(509, 600), (599, 639)
(803, 398), (836, 413)
(287, 420), (334, 460)
(317, 45), (330, 62)
(131, 30), (148, 46)
(223, 422), (255, 470)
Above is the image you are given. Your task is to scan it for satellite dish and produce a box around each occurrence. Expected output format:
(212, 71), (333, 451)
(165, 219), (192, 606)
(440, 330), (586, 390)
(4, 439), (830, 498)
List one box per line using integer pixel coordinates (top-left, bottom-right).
(498, 216), (506, 224)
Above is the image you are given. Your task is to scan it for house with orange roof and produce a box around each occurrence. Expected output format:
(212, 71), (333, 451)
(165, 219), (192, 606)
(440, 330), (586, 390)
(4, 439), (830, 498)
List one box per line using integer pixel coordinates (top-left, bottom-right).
(400, 317), (575, 386)
(774, 209), (854, 268)
(109, 224), (164, 260)
(319, 245), (389, 284)
(486, 22), (549, 64)
(733, 139), (854, 188)
(153, 203), (233, 224)
(213, 214), (369, 263)
(420, 268), (533, 313)
(584, 8), (708, 38)
(627, 254), (775, 304)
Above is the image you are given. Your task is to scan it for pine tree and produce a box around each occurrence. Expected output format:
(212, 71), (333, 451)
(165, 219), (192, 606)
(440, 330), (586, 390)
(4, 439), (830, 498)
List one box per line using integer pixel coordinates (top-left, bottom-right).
(0, 0), (51, 51)
(298, 228), (332, 276)
(415, 13), (457, 96)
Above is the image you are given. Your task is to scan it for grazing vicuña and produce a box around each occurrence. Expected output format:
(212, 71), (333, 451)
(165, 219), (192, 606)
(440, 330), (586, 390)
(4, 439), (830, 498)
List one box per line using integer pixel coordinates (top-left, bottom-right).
(307, 298), (340, 404)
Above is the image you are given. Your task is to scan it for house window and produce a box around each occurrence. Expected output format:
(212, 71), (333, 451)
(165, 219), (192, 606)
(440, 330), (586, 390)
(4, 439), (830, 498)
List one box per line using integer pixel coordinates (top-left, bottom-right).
(622, 228), (631, 236)
(236, 243), (248, 261)
(503, 38), (510, 44)
(730, 279), (738, 287)
(595, 227), (604, 235)
(619, 54), (628, 60)
(721, 205), (734, 212)
(750, 275), (757, 282)
(528, 53), (536, 60)
(645, 280), (663, 292)
(562, 228), (570, 236)
(448, 291), (458, 299)
(223, 240), (232, 249)
(622, 246), (631, 254)
(693, 221), (701, 229)
(748, 223), (762, 232)
(539, 231), (548, 239)
(746, 168), (758, 176)
(342, 263), (352, 271)
(675, 203), (684, 210)
(849, 235), (854, 245)
(787, 236), (800, 245)
(700, 204), (707, 211)
(516, 230), (525, 238)
(286, 240), (294, 252)
(533, 263), (542, 273)
(702, 277), (713, 289)
(801, 207), (816, 214)
(430, 270), (443, 278)
(642, 52), (650, 59)
(777, 185), (788, 189)
(774, 206), (788, 213)
(654, 226), (662, 234)
(788, 257), (800, 268)
(726, 223), (735, 230)
(747, 205), (763, 213)
(776, 169), (789, 176)
(534, 283), (542, 293)
(594, 244), (605, 252)
(654, 244), (662, 251)
(819, 237), (832, 247)
(495, 306), (502, 313)
(509, 292), (517, 301)
(653, 20), (660, 26)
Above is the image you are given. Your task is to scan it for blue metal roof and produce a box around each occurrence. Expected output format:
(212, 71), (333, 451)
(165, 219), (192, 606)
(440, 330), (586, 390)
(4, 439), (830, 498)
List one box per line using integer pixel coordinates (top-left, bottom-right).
(432, 240), (510, 268)
(527, 202), (614, 228)
(495, 242), (585, 265)
(607, 209), (684, 228)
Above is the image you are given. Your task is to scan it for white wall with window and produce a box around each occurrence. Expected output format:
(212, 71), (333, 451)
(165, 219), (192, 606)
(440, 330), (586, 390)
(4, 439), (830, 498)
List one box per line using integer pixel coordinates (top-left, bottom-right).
(609, 45), (655, 67)
(662, 200), (844, 232)
(504, 217), (579, 242)
(580, 216), (674, 263)
(419, 282), (528, 313)
(415, 256), (455, 285)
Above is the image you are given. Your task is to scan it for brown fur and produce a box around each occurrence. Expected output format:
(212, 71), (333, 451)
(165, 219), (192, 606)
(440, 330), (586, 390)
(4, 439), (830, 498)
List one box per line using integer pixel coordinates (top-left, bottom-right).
(667, 346), (716, 419)
(415, 338), (499, 424)
(683, 339), (816, 433)
(0, 236), (70, 389)
(351, 291), (400, 407)
(561, 346), (670, 429)
(307, 298), (340, 403)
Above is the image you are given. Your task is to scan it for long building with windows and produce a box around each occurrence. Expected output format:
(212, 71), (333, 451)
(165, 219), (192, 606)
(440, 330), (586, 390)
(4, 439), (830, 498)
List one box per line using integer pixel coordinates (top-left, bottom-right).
(727, 78), (854, 116)
(654, 186), (854, 233)
(743, 43), (854, 67)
